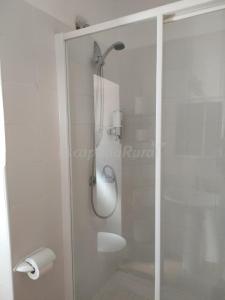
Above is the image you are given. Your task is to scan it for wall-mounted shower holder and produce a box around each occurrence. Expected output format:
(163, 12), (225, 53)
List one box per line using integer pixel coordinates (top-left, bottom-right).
(107, 110), (123, 141)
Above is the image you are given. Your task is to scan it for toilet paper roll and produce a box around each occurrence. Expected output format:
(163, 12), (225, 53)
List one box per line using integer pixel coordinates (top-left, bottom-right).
(25, 248), (56, 280)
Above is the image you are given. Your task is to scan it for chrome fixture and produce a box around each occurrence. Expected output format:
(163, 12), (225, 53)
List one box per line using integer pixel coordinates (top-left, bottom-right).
(90, 41), (125, 219)
(93, 41), (125, 148)
(107, 110), (123, 141)
(93, 41), (125, 70)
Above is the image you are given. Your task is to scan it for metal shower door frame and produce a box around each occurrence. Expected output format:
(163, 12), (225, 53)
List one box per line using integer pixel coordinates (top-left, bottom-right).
(55, 1), (225, 299)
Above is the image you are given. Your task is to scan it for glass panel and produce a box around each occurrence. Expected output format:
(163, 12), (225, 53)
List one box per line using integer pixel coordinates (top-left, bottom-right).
(162, 9), (225, 300)
(66, 19), (157, 300)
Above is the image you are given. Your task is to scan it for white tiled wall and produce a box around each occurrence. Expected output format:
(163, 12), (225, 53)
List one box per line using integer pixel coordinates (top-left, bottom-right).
(0, 0), (70, 299)
(118, 45), (156, 262)
(67, 35), (125, 300)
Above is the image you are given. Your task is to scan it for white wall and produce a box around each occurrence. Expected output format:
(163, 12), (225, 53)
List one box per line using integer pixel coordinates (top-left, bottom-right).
(119, 45), (156, 262)
(0, 0), (70, 299)
(24, 0), (115, 27)
(0, 64), (14, 300)
(24, 0), (75, 26)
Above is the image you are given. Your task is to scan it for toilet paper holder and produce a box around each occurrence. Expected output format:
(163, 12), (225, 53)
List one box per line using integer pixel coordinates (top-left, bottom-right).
(13, 247), (56, 280)
(13, 248), (42, 273)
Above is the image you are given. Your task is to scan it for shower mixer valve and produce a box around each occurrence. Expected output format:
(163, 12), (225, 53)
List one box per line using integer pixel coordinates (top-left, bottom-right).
(107, 126), (122, 141)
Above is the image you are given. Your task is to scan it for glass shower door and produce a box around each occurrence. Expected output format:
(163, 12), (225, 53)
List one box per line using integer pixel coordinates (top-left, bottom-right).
(162, 9), (225, 300)
(66, 19), (157, 300)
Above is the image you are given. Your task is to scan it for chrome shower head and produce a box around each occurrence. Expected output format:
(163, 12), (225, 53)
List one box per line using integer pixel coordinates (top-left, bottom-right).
(102, 41), (125, 61)
(113, 42), (125, 51)
(93, 41), (126, 70)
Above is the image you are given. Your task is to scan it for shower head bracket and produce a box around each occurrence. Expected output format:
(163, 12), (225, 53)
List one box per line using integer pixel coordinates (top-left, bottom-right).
(93, 41), (103, 65)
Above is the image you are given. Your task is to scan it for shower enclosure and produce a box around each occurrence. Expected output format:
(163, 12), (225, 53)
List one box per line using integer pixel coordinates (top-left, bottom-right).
(66, 19), (157, 300)
(55, 1), (225, 299)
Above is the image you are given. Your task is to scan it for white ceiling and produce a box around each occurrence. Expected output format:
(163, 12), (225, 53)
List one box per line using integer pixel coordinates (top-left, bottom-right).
(113, 0), (177, 18)
(24, 0), (176, 27)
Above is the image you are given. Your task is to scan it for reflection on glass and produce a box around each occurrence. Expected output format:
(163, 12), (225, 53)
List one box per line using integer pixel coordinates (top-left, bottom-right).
(162, 9), (225, 300)
(175, 102), (222, 157)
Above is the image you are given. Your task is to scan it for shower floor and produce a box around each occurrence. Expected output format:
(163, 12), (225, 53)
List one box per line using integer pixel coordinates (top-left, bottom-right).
(93, 268), (154, 300)
(92, 260), (189, 300)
